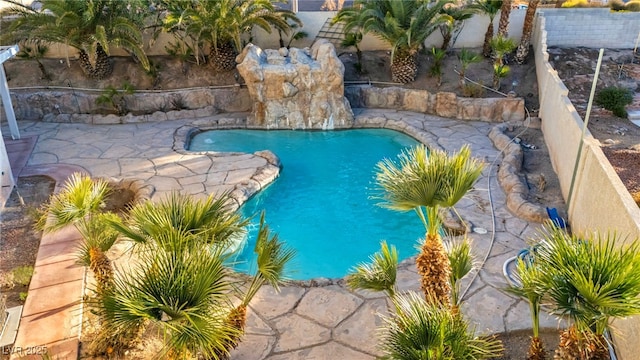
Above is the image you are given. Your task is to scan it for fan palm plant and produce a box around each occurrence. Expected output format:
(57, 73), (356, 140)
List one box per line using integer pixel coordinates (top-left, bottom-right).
(162, 0), (300, 73)
(96, 237), (239, 358)
(221, 212), (295, 353)
(109, 191), (248, 252)
(515, 0), (541, 64)
(505, 256), (547, 360)
(470, 0), (503, 57)
(444, 235), (475, 315)
(534, 225), (640, 360)
(490, 35), (516, 90)
(3, 0), (150, 79)
(346, 241), (399, 299)
(457, 48), (482, 89)
(380, 291), (503, 359)
(334, 0), (451, 83)
(374, 145), (484, 305)
(438, 4), (476, 52)
(429, 47), (447, 87)
(36, 173), (118, 294)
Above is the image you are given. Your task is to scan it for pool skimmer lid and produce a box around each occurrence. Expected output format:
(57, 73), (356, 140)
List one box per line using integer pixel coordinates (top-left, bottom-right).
(473, 227), (488, 234)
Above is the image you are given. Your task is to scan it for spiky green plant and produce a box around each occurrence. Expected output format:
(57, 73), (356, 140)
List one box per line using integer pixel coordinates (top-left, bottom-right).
(493, 63), (511, 90)
(3, 0), (150, 78)
(347, 241), (399, 298)
(375, 145), (484, 305)
(457, 48), (482, 89)
(110, 191), (248, 252)
(444, 235), (474, 312)
(429, 47), (447, 87)
(97, 239), (238, 358)
(36, 172), (110, 232)
(223, 212), (295, 352)
(333, 0), (451, 83)
(505, 256), (546, 360)
(380, 291), (504, 359)
(534, 224), (640, 359)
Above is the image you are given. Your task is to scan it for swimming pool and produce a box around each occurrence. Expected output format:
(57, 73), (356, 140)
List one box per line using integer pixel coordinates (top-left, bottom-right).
(189, 129), (423, 280)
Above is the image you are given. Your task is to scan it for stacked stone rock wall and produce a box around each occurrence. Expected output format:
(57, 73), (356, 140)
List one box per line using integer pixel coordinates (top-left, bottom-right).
(345, 86), (524, 123)
(236, 40), (355, 129)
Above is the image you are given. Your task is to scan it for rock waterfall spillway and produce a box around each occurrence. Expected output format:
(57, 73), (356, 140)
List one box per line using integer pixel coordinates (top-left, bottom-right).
(236, 40), (354, 129)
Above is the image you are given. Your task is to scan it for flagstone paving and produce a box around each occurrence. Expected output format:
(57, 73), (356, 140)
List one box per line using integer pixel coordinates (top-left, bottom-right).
(4, 109), (564, 359)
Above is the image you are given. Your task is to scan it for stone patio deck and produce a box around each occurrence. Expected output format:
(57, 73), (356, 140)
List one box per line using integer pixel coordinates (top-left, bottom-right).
(3, 109), (563, 359)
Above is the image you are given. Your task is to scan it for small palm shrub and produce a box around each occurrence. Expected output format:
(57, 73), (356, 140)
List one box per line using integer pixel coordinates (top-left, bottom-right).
(380, 292), (504, 359)
(626, 1), (640, 11)
(609, 0), (627, 10)
(429, 47), (447, 87)
(595, 86), (633, 118)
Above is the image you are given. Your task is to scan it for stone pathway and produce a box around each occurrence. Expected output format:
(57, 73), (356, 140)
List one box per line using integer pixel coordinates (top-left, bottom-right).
(4, 109), (563, 359)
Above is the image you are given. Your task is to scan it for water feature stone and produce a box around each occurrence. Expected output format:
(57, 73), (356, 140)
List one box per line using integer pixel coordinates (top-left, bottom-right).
(236, 40), (354, 129)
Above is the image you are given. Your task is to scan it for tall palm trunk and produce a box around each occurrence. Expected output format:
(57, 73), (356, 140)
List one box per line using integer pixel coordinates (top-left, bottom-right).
(391, 50), (418, 84)
(89, 247), (113, 295)
(209, 42), (238, 73)
(78, 44), (113, 79)
(515, 0), (540, 64)
(416, 233), (451, 306)
(497, 0), (512, 37)
(483, 18), (495, 57)
(555, 326), (610, 360)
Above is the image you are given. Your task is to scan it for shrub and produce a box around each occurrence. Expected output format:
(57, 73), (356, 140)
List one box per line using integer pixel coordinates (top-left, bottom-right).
(627, 1), (640, 11)
(562, 0), (588, 7)
(595, 86), (633, 118)
(11, 266), (34, 286)
(463, 83), (486, 98)
(609, 0), (627, 10)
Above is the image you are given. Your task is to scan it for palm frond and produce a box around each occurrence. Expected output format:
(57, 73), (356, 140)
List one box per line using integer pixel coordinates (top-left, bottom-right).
(347, 241), (399, 298)
(380, 291), (504, 359)
(445, 235), (475, 306)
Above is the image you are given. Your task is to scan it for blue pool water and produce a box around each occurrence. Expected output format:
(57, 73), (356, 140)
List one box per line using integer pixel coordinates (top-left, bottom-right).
(189, 129), (423, 279)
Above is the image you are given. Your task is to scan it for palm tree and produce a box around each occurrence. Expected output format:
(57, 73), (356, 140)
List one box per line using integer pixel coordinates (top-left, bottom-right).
(497, 0), (512, 38)
(97, 237), (240, 358)
(438, 4), (476, 52)
(457, 48), (482, 89)
(490, 35), (516, 90)
(534, 225), (640, 360)
(162, 0), (300, 73)
(515, 0), (541, 64)
(346, 241), (399, 299)
(469, 0), (503, 57)
(3, 0), (150, 79)
(429, 47), (447, 87)
(445, 235), (474, 315)
(221, 212), (295, 353)
(334, 0), (451, 84)
(505, 256), (547, 360)
(374, 145), (484, 305)
(380, 291), (504, 359)
(109, 191), (248, 252)
(36, 173), (117, 294)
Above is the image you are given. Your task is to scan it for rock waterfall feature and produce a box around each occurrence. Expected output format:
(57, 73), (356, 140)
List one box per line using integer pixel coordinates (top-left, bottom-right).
(236, 40), (354, 129)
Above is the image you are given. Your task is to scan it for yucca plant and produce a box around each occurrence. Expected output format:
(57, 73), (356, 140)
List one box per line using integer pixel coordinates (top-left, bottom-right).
(346, 241), (399, 299)
(505, 256), (547, 360)
(457, 48), (482, 89)
(222, 212), (295, 352)
(444, 235), (474, 314)
(534, 225), (640, 359)
(380, 291), (504, 359)
(375, 145), (484, 306)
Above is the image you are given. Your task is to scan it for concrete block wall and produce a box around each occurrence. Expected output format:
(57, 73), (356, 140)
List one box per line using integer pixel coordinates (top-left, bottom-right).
(539, 8), (640, 48)
(533, 13), (640, 360)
